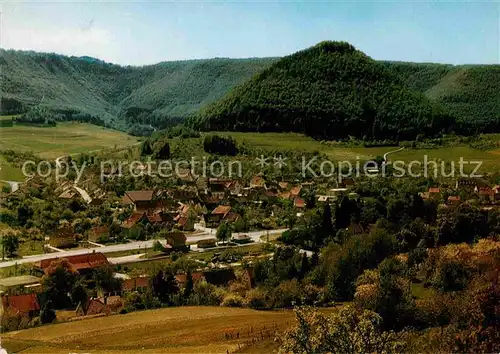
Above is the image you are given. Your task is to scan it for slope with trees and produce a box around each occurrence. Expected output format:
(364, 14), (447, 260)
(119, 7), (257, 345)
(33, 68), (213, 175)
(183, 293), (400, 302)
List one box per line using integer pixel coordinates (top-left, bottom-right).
(195, 41), (453, 141)
(0, 49), (276, 132)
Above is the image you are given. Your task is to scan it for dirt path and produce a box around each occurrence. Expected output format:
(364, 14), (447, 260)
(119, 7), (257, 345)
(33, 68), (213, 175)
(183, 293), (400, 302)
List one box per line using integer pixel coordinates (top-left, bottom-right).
(383, 146), (405, 163)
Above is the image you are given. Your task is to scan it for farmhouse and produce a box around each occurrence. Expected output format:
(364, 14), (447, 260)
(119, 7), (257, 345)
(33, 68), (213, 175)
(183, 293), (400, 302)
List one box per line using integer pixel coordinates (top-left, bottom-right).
(167, 231), (187, 248)
(476, 186), (495, 202)
(206, 205), (232, 227)
(175, 272), (205, 287)
(122, 276), (150, 293)
(122, 190), (156, 211)
(278, 181), (289, 190)
(175, 269), (236, 287)
(37, 252), (109, 275)
(289, 185), (302, 198)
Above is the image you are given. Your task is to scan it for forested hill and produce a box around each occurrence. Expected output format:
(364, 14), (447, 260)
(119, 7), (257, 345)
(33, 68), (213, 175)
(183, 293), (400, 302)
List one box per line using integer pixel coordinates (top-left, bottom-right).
(194, 41), (453, 140)
(0, 49), (276, 133)
(1, 46), (499, 137)
(382, 62), (500, 133)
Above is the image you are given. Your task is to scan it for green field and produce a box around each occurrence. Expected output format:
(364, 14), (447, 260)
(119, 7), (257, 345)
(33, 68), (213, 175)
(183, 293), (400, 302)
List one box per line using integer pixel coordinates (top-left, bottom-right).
(0, 155), (26, 182)
(225, 132), (388, 160)
(1, 124), (498, 182)
(0, 122), (139, 159)
(2, 306), (304, 353)
(388, 145), (500, 173)
(225, 132), (500, 173)
(0, 122), (139, 180)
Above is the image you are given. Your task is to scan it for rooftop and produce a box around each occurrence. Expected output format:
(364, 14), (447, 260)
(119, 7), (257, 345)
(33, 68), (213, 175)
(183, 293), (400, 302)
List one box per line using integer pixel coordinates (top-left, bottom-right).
(0, 275), (41, 289)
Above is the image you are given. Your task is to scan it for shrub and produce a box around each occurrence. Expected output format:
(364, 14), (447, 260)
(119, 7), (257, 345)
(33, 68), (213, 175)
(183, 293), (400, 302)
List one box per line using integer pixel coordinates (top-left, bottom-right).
(273, 279), (302, 308)
(221, 293), (245, 307)
(245, 288), (268, 309)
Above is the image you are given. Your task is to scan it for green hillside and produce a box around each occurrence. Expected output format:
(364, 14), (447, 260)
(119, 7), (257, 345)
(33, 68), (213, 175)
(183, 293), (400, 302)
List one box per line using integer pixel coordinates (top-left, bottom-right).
(195, 41), (452, 140)
(1, 46), (499, 137)
(383, 62), (500, 133)
(0, 50), (276, 132)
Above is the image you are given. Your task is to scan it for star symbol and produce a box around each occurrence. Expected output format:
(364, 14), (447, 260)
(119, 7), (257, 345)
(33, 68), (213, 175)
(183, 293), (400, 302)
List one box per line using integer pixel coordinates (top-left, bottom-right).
(274, 155), (288, 169)
(255, 155), (270, 169)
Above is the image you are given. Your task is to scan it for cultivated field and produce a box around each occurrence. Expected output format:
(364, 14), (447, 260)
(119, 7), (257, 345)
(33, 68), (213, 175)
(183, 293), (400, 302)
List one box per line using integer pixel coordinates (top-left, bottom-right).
(1, 306), (306, 353)
(0, 122), (139, 159)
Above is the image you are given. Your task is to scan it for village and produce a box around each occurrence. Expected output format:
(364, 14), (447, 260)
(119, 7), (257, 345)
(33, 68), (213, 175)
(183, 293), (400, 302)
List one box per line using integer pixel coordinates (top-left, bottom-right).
(1, 166), (500, 329)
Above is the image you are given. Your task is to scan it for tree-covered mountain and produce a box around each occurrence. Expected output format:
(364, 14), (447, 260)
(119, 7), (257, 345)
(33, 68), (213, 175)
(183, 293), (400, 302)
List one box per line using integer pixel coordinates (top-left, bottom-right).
(0, 49), (276, 132)
(1, 45), (499, 137)
(194, 41), (453, 140)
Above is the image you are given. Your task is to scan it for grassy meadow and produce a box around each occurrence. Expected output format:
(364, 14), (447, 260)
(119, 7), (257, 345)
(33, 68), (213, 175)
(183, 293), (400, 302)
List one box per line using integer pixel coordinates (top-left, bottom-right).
(1, 306), (309, 353)
(386, 145), (500, 173)
(1, 122), (498, 182)
(224, 132), (500, 174)
(0, 155), (26, 182)
(0, 122), (139, 159)
(0, 121), (139, 181)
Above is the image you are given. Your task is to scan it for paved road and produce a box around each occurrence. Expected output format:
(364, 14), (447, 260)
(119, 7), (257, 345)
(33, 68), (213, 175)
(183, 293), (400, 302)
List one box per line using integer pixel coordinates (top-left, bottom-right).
(0, 228), (288, 268)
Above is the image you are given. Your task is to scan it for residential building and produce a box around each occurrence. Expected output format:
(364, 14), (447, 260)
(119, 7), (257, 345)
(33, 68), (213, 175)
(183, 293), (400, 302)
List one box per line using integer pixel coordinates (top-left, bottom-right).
(1, 293), (40, 317)
(37, 252), (109, 276)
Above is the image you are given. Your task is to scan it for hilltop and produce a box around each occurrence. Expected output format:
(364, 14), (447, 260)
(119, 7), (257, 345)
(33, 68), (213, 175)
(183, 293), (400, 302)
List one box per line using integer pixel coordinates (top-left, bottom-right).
(195, 41), (452, 140)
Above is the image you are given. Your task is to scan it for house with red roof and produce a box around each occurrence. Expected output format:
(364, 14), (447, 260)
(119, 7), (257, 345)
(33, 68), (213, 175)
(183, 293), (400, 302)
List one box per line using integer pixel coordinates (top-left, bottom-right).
(428, 187), (441, 195)
(122, 276), (150, 292)
(121, 211), (148, 229)
(1, 293), (40, 317)
(76, 298), (110, 316)
(205, 205), (232, 227)
(122, 190), (156, 212)
(447, 195), (461, 207)
(475, 186), (495, 202)
(37, 252), (109, 276)
(294, 198), (305, 208)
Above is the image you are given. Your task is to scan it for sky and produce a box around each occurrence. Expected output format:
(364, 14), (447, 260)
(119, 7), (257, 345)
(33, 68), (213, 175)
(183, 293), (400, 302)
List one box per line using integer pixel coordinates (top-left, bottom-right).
(1, 1), (499, 66)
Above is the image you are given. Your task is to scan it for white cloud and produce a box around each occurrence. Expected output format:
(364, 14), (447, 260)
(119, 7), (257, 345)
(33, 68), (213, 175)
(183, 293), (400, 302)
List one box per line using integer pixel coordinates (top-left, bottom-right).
(1, 3), (119, 63)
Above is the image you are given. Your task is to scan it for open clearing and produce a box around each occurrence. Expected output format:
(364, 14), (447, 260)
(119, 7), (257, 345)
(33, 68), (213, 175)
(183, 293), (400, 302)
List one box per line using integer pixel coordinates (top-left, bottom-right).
(1, 306), (309, 353)
(0, 122), (139, 159)
(387, 145), (500, 172)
